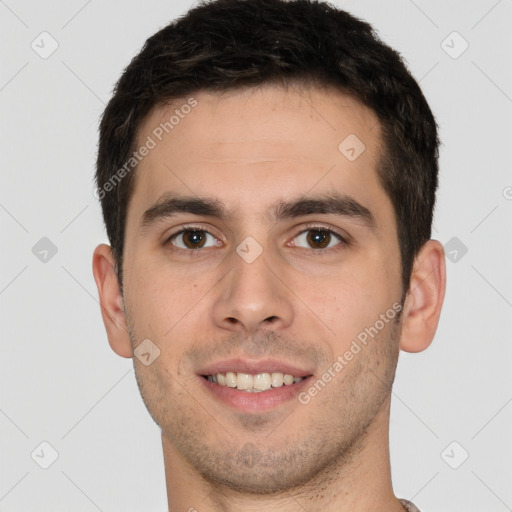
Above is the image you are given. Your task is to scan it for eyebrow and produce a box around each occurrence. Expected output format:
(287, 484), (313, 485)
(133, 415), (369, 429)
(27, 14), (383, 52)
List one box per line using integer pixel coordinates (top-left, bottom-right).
(140, 192), (376, 231)
(274, 193), (375, 229)
(140, 195), (232, 230)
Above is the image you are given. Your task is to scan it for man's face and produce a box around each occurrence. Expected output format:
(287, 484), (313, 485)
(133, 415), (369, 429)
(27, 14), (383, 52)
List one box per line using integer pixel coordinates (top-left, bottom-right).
(121, 85), (404, 492)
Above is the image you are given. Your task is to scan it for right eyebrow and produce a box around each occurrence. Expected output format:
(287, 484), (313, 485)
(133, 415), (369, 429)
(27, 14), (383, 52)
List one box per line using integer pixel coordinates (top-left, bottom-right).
(140, 195), (233, 231)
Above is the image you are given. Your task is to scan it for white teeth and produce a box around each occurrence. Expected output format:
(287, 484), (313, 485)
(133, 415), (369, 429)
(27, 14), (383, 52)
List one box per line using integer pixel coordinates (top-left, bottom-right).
(236, 373), (253, 390)
(283, 374), (294, 386)
(225, 371), (237, 388)
(271, 372), (284, 387)
(206, 371), (304, 392)
(253, 373), (271, 390)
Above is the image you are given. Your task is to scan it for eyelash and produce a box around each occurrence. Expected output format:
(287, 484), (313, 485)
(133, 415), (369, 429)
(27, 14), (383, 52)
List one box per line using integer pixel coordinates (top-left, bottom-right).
(164, 224), (349, 254)
(164, 225), (220, 256)
(288, 224), (348, 253)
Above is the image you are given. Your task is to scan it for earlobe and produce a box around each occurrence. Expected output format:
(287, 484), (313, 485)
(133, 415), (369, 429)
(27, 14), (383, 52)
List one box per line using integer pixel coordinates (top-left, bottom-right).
(399, 240), (446, 353)
(92, 244), (133, 358)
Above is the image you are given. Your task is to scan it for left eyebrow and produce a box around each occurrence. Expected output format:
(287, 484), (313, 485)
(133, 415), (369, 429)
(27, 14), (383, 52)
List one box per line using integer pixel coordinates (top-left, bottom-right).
(271, 192), (376, 230)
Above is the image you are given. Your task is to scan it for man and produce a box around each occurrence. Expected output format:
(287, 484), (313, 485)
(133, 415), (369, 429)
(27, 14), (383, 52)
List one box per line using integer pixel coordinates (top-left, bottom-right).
(92, 0), (446, 510)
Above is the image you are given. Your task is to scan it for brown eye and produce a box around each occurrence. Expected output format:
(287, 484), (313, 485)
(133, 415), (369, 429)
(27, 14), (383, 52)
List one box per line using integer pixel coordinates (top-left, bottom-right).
(171, 230), (218, 250)
(306, 229), (331, 248)
(292, 228), (343, 250)
(182, 230), (206, 249)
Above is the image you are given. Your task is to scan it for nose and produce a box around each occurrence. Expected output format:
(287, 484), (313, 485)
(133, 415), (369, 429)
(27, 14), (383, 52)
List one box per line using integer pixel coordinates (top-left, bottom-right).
(212, 248), (294, 334)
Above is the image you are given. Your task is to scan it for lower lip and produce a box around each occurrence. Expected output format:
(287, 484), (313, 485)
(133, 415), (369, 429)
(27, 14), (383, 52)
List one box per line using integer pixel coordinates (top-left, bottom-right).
(199, 376), (311, 412)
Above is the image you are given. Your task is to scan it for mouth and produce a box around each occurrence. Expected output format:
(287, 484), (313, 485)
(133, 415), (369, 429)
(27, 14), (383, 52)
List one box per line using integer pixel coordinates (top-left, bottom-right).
(202, 371), (306, 392)
(198, 359), (313, 412)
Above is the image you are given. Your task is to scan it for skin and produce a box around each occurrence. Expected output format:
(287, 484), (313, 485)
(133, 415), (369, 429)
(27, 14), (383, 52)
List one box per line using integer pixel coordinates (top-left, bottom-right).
(93, 84), (446, 512)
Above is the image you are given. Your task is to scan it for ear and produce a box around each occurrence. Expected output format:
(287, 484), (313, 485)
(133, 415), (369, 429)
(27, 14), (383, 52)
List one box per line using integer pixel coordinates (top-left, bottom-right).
(92, 244), (133, 358)
(399, 240), (446, 353)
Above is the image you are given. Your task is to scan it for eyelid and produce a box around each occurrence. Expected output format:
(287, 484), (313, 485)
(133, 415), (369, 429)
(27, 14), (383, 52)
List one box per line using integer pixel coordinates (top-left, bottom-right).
(164, 224), (223, 247)
(288, 223), (350, 246)
(163, 223), (350, 252)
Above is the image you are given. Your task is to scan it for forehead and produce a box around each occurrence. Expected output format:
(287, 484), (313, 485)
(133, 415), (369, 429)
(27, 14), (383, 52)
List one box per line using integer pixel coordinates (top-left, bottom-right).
(128, 84), (387, 223)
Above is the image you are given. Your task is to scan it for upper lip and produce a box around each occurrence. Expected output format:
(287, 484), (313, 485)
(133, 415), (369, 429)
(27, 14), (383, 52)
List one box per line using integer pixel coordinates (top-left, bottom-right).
(198, 358), (313, 378)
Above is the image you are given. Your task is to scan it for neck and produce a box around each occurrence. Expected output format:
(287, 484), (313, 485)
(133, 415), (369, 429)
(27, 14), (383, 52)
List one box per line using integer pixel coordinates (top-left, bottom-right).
(162, 395), (404, 512)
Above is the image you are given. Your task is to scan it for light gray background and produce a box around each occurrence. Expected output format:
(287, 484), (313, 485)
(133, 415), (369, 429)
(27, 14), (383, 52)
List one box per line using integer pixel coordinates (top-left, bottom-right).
(1, 0), (511, 511)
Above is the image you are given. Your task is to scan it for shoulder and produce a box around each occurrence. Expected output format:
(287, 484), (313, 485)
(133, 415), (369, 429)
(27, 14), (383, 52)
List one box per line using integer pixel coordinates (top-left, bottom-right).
(399, 499), (422, 512)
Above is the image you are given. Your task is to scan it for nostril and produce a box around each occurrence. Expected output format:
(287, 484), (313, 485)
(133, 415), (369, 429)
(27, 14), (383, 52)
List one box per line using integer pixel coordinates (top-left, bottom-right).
(223, 315), (279, 327)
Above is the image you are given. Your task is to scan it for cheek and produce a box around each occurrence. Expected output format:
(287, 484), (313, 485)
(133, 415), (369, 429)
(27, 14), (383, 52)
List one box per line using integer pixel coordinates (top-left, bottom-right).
(126, 253), (184, 307)
(297, 257), (399, 347)
(124, 259), (216, 359)
(123, 261), (176, 341)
